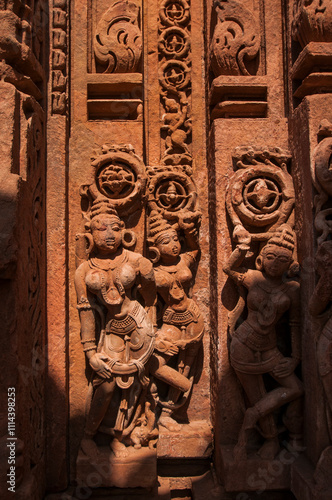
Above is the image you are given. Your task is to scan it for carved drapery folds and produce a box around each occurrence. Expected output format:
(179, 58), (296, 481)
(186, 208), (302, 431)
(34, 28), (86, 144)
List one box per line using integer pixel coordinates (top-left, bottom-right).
(224, 146), (303, 462)
(210, 0), (261, 77)
(309, 122), (332, 491)
(158, 0), (192, 166)
(52, 0), (68, 114)
(94, 0), (142, 73)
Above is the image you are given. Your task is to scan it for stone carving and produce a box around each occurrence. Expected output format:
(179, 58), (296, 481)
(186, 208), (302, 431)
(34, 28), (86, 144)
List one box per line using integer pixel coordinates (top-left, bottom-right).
(226, 147), (295, 245)
(75, 197), (158, 458)
(144, 162), (203, 430)
(51, 0), (68, 114)
(159, 0), (192, 165)
(312, 120), (332, 245)
(223, 224), (303, 461)
(80, 144), (147, 218)
(94, 0), (142, 73)
(292, 0), (332, 47)
(210, 0), (261, 77)
(0, 1), (45, 100)
(309, 122), (332, 493)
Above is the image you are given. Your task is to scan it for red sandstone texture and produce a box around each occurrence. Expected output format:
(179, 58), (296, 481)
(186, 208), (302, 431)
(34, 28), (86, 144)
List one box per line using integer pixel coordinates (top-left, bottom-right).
(0, 1), (331, 499)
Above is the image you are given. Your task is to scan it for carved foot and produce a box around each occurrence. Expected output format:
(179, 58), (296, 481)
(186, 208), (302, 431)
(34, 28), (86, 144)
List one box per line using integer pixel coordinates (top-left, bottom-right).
(111, 438), (129, 458)
(257, 438), (280, 460)
(159, 414), (182, 432)
(80, 437), (99, 459)
(233, 406), (261, 462)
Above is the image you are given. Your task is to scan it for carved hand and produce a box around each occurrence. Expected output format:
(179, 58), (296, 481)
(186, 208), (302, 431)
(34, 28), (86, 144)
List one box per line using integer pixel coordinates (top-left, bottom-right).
(233, 224), (251, 250)
(89, 353), (113, 379)
(156, 339), (179, 356)
(272, 357), (298, 379)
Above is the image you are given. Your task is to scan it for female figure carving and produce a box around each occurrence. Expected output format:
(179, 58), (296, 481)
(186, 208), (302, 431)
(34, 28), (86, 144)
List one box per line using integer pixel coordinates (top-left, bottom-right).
(148, 210), (204, 431)
(223, 225), (303, 460)
(75, 199), (157, 457)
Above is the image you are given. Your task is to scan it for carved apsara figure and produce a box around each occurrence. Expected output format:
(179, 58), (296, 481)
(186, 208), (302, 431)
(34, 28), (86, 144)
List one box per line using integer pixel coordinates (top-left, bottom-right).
(161, 92), (191, 155)
(147, 210), (204, 431)
(224, 225), (303, 460)
(75, 199), (157, 457)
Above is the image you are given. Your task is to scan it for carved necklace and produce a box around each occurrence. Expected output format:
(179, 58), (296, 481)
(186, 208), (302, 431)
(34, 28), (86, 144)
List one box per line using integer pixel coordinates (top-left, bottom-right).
(90, 250), (128, 271)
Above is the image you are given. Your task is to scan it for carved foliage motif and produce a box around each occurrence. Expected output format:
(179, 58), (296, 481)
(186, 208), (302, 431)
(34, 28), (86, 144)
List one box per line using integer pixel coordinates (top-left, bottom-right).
(94, 0), (142, 73)
(292, 0), (332, 47)
(158, 0), (192, 166)
(210, 0), (261, 77)
(224, 147), (302, 461)
(52, 0), (68, 114)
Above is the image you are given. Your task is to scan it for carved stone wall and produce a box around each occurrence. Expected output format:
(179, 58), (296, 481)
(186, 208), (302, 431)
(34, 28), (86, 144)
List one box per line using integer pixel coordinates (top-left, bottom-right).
(1, 0), (332, 499)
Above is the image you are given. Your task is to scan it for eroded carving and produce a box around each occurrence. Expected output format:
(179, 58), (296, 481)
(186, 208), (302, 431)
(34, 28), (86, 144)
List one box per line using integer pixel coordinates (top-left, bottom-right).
(224, 224), (303, 461)
(210, 0), (261, 77)
(94, 0), (142, 73)
(292, 0), (332, 47)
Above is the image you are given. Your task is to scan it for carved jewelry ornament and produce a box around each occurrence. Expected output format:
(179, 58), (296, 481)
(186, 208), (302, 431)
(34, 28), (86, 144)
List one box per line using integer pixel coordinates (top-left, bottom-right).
(94, 0), (142, 73)
(210, 0), (261, 77)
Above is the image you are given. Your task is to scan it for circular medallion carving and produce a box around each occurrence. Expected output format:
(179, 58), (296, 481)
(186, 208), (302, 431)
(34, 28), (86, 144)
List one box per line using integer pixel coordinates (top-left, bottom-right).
(148, 170), (197, 215)
(158, 27), (190, 58)
(159, 60), (190, 90)
(159, 0), (190, 27)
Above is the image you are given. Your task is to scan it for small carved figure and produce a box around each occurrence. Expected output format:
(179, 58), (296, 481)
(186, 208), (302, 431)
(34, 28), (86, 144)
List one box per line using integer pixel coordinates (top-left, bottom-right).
(147, 210), (204, 431)
(75, 199), (157, 457)
(161, 92), (191, 155)
(223, 225), (303, 460)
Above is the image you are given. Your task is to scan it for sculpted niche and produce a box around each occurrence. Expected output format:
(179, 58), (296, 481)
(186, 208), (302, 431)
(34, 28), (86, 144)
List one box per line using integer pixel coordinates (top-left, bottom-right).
(224, 147), (303, 461)
(75, 145), (203, 487)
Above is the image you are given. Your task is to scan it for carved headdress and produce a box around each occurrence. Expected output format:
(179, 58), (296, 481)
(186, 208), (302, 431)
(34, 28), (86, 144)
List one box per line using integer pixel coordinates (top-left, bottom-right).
(147, 210), (175, 245)
(263, 224), (295, 254)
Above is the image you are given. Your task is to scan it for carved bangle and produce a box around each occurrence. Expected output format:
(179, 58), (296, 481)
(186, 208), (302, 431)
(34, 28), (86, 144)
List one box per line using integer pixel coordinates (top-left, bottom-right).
(77, 303), (93, 311)
(83, 345), (97, 352)
(81, 339), (96, 344)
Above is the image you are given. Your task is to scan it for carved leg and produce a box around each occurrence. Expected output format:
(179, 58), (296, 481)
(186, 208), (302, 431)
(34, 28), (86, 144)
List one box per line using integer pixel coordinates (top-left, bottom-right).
(81, 379), (116, 458)
(234, 371), (279, 461)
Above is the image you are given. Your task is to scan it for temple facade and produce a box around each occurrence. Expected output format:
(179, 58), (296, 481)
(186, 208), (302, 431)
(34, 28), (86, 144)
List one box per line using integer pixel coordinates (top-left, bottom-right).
(0, 0), (332, 498)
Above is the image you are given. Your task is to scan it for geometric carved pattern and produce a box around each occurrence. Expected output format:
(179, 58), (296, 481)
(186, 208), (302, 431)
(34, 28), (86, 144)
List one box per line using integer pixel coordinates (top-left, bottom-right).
(52, 0), (68, 114)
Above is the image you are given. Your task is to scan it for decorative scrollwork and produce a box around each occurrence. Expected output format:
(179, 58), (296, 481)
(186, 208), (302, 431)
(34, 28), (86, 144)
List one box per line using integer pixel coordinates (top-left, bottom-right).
(226, 147), (295, 241)
(210, 0), (261, 77)
(94, 0), (142, 73)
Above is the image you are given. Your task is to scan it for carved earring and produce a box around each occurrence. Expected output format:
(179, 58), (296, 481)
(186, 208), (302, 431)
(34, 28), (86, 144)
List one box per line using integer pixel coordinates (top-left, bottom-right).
(148, 246), (160, 264)
(122, 229), (137, 249)
(255, 256), (263, 271)
(85, 233), (94, 255)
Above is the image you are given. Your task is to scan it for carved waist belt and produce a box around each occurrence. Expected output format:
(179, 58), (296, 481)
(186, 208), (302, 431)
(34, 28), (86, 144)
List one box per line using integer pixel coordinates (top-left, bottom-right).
(235, 321), (276, 352)
(163, 300), (200, 326)
(106, 302), (140, 335)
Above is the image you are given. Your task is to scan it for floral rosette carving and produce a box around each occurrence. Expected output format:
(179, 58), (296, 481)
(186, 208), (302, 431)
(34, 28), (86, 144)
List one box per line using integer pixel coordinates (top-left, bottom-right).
(292, 0), (332, 47)
(210, 0), (261, 77)
(94, 0), (142, 73)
